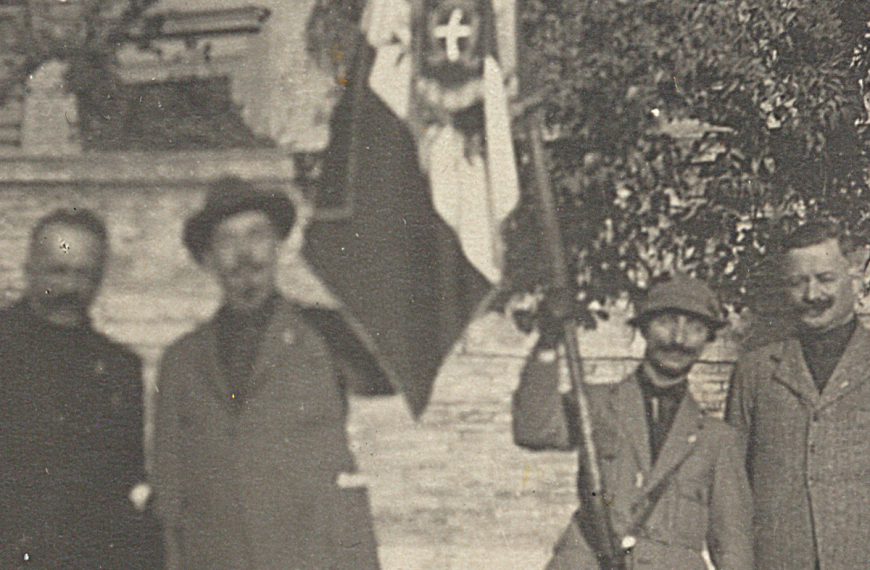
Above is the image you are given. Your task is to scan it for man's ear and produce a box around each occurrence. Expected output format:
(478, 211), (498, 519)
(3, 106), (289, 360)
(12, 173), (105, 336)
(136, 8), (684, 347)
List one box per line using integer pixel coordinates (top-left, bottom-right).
(847, 245), (869, 275)
(846, 248), (867, 301)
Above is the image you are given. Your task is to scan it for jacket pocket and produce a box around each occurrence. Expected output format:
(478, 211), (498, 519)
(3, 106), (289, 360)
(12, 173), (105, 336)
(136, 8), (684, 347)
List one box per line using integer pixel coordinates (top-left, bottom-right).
(669, 481), (708, 548)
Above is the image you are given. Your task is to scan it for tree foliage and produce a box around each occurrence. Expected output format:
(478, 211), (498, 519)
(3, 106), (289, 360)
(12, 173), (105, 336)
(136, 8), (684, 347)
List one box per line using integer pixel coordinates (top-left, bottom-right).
(505, 0), (870, 328)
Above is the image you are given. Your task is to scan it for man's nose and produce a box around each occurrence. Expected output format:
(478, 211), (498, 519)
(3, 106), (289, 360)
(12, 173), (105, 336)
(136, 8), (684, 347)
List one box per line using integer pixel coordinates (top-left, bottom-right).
(671, 317), (689, 344)
(804, 277), (823, 301)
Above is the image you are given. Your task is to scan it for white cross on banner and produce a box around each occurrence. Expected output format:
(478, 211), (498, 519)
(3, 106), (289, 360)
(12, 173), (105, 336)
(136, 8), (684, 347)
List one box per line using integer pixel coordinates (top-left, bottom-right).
(434, 9), (472, 63)
(362, 0), (519, 285)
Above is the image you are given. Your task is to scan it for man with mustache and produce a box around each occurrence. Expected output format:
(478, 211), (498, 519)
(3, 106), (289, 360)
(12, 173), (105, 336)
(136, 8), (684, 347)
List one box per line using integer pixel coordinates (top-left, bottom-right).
(153, 177), (387, 570)
(0, 208), (163, 570)
(513, 276), (752, 570)
(726, 220), (870, 570)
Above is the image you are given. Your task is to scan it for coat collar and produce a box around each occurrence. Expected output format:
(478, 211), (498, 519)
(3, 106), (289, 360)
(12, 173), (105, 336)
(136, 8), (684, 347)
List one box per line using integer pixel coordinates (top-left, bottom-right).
(198, 297), (300, 412)
(619, 370), (704, 495)
(248, 298), (301, 399)
(616, 372), (652, 473)
(818, 323), (870, 408)
(770, 336), (819, 406)
(771, 323), (870, 410)
(644, 384), (703, 494)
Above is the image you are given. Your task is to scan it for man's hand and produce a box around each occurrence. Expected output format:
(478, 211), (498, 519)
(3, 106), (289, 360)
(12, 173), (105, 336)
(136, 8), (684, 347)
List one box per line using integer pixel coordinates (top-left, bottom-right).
(537, 287), (577, 349)
(129, 483), (152, 512)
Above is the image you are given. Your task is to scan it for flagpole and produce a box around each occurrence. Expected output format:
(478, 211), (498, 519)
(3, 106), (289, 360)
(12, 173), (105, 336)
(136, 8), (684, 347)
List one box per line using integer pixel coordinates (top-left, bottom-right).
(526, 108), (626, 570)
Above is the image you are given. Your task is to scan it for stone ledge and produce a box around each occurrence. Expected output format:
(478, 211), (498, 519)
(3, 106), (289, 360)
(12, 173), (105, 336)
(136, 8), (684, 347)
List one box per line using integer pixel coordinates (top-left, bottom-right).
(0, 150), (294, 186)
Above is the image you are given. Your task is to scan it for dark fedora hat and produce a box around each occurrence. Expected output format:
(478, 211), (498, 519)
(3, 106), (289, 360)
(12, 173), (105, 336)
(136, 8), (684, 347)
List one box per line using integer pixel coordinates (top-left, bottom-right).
(183, 176), (296, 263)
(628, 274), (726, 331)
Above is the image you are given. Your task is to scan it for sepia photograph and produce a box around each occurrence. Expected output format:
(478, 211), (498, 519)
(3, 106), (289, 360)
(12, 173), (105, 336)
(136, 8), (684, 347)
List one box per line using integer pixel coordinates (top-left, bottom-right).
(1, 1), (869, 569)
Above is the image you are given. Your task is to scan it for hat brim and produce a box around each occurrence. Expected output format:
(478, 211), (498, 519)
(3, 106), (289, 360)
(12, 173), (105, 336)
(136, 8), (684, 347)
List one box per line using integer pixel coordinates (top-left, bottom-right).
(628, 308), (727, 331)
(184, 193), (295, 263)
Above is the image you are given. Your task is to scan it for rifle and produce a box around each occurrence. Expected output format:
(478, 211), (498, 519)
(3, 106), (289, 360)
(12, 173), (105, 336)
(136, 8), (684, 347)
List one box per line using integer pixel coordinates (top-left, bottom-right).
(526, 108), (627, 570)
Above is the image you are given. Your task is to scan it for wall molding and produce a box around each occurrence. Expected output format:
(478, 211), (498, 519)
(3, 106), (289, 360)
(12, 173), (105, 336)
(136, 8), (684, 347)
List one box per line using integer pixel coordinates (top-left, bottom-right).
(0, 149), (294, 187)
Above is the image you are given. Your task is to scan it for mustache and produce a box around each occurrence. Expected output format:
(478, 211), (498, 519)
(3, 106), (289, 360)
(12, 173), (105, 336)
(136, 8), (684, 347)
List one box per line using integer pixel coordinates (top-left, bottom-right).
(656, 344), (697, 356)
(801, 298), (834, 313)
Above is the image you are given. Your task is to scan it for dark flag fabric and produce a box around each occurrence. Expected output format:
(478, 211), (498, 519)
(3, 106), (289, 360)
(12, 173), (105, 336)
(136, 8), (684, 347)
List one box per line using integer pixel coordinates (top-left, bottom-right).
(304, 0), (517, 416)
(303, 45), (491, 417)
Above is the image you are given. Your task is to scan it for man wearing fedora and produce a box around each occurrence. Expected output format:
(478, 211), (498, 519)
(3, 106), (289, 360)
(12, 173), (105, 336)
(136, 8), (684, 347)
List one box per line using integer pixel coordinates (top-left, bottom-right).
(153, 177), (387, 570)
(512, 276), (752, 570)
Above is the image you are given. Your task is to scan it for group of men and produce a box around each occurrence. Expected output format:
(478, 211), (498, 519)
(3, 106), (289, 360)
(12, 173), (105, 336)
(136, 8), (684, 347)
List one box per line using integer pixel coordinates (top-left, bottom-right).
(0, 178), (383, 570)
(1, 175), (868, 570)
(514, 220), (870, 569)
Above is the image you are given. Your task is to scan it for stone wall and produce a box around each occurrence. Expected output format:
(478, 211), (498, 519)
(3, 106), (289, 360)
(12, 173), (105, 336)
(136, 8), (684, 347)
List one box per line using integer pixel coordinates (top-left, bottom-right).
(0, 151), (737, 570)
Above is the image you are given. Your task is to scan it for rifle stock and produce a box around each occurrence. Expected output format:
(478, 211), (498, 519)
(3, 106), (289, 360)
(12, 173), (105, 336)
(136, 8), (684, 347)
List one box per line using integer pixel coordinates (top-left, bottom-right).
(527, 110), (626, 570)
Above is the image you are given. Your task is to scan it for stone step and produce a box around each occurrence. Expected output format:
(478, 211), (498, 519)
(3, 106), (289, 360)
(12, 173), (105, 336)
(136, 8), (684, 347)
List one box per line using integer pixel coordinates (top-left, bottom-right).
(0, 100), (23, 126)
(0, 124), (21, 146)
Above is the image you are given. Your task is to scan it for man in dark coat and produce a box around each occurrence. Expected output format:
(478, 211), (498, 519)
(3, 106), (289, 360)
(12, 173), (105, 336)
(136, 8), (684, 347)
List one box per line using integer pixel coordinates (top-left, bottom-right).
(513, 276), (753, 570)
(726, 220), (870, 570)
(0, 208), (162, 570)
(153, 177), (387, 570)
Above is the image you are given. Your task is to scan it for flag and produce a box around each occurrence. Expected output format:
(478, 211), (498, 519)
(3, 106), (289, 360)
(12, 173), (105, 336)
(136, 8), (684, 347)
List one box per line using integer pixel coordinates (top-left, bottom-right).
(303, 0), (517, 416)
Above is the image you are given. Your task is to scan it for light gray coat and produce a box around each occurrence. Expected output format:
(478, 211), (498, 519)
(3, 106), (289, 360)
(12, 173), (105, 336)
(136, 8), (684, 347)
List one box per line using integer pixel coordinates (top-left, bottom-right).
(514, 358), (753, 570)
(726, 324), (870, 570)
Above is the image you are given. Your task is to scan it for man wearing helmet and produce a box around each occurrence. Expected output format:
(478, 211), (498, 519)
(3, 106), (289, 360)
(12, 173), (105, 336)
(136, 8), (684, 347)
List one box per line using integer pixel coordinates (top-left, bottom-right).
(513, 275), (752, 570)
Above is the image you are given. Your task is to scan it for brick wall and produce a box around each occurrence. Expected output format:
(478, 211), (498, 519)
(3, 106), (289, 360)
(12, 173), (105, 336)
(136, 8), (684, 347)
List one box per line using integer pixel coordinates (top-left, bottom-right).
(0, 151), (739, 570)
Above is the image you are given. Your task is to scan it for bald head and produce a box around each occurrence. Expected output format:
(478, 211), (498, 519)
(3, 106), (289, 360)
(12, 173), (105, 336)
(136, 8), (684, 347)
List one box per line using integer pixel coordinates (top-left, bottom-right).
(25, 209), (108, 327)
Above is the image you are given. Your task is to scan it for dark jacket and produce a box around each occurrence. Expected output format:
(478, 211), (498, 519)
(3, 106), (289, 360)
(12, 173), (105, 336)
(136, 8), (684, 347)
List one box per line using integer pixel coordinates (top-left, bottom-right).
(513, 354), (753, 570)
(0, 301), (161, 570)
(726, 324), (870, 570)
(153, 297), (383, 570)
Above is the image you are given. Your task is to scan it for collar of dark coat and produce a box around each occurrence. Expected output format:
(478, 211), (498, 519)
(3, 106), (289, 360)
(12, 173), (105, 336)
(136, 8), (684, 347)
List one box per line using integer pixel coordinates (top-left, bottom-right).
(9, 299), (96, 336)
(194, 298), (391, 411)
(770, 323), (870, 410)
(618, 370), (705, 495)
(198, 297), (310, 411)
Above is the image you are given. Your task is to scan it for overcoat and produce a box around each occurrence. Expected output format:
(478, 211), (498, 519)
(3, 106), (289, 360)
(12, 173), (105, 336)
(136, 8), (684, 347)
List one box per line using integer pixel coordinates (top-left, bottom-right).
(0, 301), (162, 570)
(726, 323), (870, 570)
(513, 355), (752, 570)
(153, 297), (381, 570)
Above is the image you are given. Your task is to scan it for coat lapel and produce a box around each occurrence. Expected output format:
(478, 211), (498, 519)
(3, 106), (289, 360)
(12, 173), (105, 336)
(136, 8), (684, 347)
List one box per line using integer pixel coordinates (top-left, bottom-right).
(617, 374), (652, 475)
(248, 298), (299, 402)
(642, 391), (703, 495)
(771, 337), (820, 407)
(198, 319), (235, 406)
(200, 299), (301, 411)
(819, 324), (870, 409)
